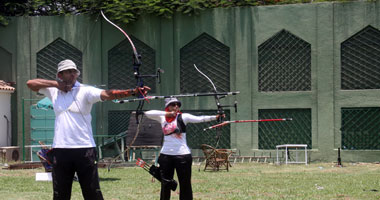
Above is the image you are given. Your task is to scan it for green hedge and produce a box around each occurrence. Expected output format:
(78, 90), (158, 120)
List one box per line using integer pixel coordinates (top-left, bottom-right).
(0, 0), (362, 26)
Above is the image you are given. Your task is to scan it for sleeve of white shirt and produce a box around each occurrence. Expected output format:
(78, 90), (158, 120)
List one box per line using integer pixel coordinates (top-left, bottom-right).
(38, 87), (56, 101)
(86, 87), (103, 104)
(144, 110), (166, 122)
(182, 113), (217, 125)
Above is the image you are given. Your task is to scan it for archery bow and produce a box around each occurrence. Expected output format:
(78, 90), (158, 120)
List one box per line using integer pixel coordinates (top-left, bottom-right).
(101, 10), (161, 121)
(203, 118), (293, 131)
(193, 64), (238, 148)
(101, 10), (161, 171)
(192, 64), (293, 142)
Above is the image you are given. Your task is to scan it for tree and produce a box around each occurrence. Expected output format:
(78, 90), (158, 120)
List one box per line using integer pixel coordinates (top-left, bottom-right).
(0, 0), (350, 27)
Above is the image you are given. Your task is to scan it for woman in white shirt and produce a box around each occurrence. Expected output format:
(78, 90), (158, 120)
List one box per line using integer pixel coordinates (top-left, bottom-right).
(144, 98), (224, 200)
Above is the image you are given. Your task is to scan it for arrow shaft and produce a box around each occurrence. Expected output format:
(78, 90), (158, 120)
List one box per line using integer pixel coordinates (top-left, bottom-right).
(203, 118), (292, 131)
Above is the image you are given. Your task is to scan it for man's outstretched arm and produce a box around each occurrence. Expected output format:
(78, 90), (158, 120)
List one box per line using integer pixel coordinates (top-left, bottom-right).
(100, 86), (151, 101)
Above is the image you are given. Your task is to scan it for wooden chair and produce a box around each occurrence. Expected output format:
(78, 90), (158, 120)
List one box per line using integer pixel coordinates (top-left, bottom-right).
(201, 144), (233, 171)
(36, 141), (52, 172)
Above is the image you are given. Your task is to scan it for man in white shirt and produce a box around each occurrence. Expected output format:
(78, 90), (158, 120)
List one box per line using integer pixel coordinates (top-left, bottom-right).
(27, 59), (150, 200)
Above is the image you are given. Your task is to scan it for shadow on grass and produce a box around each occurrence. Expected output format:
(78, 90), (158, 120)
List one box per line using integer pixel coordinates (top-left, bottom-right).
(99, 177), (121, 182)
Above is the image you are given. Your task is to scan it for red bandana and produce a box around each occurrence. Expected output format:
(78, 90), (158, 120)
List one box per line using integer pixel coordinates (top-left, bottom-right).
(165, 107), (182, 123)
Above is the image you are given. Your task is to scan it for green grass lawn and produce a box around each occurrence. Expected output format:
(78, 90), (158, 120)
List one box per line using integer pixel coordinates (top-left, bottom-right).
(1, 162), (380, 200)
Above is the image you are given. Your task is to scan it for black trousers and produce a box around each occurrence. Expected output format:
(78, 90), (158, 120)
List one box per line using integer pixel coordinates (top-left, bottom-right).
(50, 148), (104, 200)
(158, 154), (193, 200)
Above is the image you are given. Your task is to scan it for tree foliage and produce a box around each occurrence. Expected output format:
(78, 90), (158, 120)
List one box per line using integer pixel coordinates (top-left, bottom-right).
(0, 0), (358, 26)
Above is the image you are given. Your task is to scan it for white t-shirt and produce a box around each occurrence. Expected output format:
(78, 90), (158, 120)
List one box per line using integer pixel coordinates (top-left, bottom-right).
(39, 81), (103, 148)
(145, 110), (217, 155)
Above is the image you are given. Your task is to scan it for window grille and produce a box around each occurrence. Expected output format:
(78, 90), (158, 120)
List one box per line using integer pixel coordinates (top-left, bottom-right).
(259, 109), (311, 149)
(108, 110), (131, 135)
(108, 35), (156, 92)
(180, 33), (230, 93)
(341, 26), (380, 90)
(258, 30), (311, 92)
(37, 38), (82, 82)
(341, 107), (380, 150)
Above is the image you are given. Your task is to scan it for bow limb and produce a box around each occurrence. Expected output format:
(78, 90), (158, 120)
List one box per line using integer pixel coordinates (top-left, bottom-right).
(193, 64), (223, 113)
(193, 64), (217, 92)
(100, 10), (140, 63)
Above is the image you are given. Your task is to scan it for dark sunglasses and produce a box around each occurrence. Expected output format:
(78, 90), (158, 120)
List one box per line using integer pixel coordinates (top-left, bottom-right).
(169, 102), (181, 107)
(60, 69), (79, 74)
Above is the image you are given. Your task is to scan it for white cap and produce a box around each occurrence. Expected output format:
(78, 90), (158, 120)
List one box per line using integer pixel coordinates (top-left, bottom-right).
(57, 59), (80, 75)
(165, 98), (181, 108)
